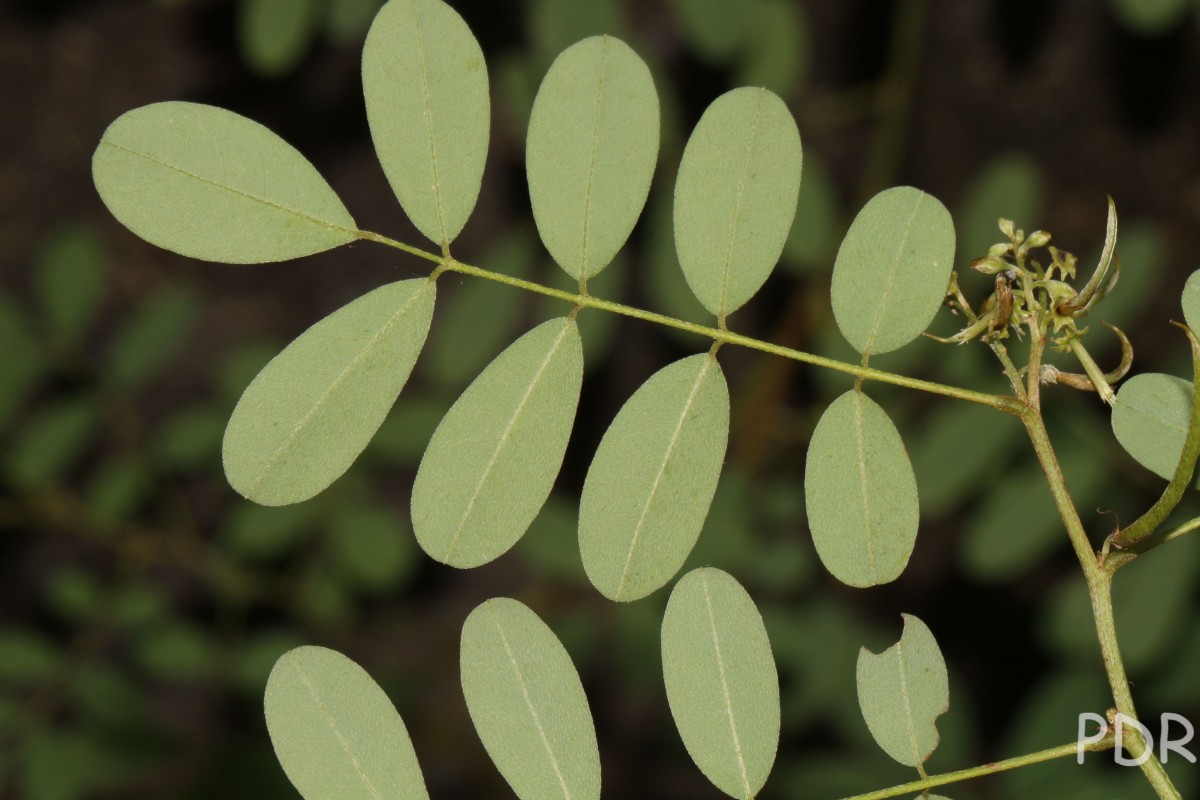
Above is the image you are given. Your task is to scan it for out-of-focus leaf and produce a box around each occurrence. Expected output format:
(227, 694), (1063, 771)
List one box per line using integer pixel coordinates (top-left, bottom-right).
(832, 186), (956, 356)
(221, 501), (316, 563)
(34, 224), (106, 346)
(645, 187), (711, 330)
(364, 395), (444, 466)
(106, 285), (198, 388)
(238, 0), (324, 78)
(1094, 221), (1163, 330)
(6, 396), (98, 489)
(412, 318), (583, 568)
(517, 496), (586, 585)
(961, 449), (1106, 581)
(735, 0), (809, 97)
(265, 646), (429, 800)
(22, 730), (130, 800)
(528, 36), (658, 281)
(674, 87), (802, 317)
(670, 0), (746, 62)
(326, 0), (385, 43)
(1108, 0), (1192, 34)
(527, 0), (624, 66)
(224, 279), (435, 505)
(424, 230), (534, 391)
(580, 353), (729, 601)
(909, 402), (1022, 517)
(328, 503), (415, 592)
(112, 584), (168, 632)
(1111, 373), (1199, 486)
(805, 390), (919, 587)
(156, 406), (224, 470)
(296, 565), (353, 628)
(134, 622), (217, 682)
(0, 294), (45, 430)
(661, 568), (779, 799)
(493, 53), (539, 136)
(72, 664), (143, 729)
(218, 340), (282, 404)
(85, 457), (151, 524)
(43, 567), (103, 623)
(780, 152), (840, 275)
(856, 615), (949, 767)
(229, 630), (304, 696)
(460, 598), (600, 800)
(93, 102), (356, 262)
(363, 0), (489, 246)
(956, 153), (1044, 265)
(0, 630), (62, 685)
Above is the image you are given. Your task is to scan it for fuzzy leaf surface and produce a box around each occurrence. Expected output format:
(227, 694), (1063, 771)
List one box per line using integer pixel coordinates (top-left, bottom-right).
(460, 598), (600, 800)
(856, 615), (949, 767)
(265, 646), (429, 800)
(661, 568), (779, 799)
(579, 353), (728, 601)
(93, 102), (356, 263)
(412, 318), (583, 567)
(224, 279), (435, 505)
(527, 35), (659, 280)
(804, 390), (919, 586)
(674, 87), (802, 317)
(831, 186), (955, 356)
(363, 0), (490, 246)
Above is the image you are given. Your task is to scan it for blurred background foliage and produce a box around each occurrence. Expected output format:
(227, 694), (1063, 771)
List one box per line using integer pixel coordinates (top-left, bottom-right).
(2, 0), (1200, 798)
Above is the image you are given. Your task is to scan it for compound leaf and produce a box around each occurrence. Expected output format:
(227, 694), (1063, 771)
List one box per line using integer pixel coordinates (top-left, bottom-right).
(363, 0), (489, 247)
(527, 35), (659, 281)
(93, 102), (356, 263)
(1112, 373), (1200, 487)
(661, 568), (779, 799)
(856, 614), (949, 768)
(460, 598), (600, 800)
(831, 186), (955, 356)
(412, 317), (583, 567)
(579, 353), (729, 601)
(265, 646), (429, 800)
(674, 87), (802, 317)
(224, 279), (435, 505)
(804, 390), (919, 587)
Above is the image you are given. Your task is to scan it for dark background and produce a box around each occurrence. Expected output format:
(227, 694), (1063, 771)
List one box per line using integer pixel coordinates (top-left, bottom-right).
(2, 1), (1199, 798)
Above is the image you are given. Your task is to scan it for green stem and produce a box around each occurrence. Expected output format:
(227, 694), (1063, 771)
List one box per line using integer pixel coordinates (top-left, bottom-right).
(1022, 411), (1181, 799)
(834, 736), (1114, 800)
(1133, 515), (1200, 555)
(357, 230), (1021, 414)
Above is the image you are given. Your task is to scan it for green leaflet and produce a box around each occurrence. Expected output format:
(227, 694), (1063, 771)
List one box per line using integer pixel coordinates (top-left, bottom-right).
(460, 598), (600, 800)
(579, 353), (729, 601)
(661, 568), (779, 799)
(1183, 269), (1200, 334)
(527, 35), (659, 281)
(831, 186), (956, 356)
(1108, 0), (1192, 34)
(363, 0), (490, 247)
(412, 317), (583, 568)
(224, 279), (435, 505)
(238, 0), (324, 78)
(1112, 373), (1199, 486)
(34, 225), (106, 346)
(265, 646), (429, 800)
(92, 102), (356, 263)
(804, 390), (919, 587)
(856, 614), (949, 768)
(674, 87), (802, 318)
